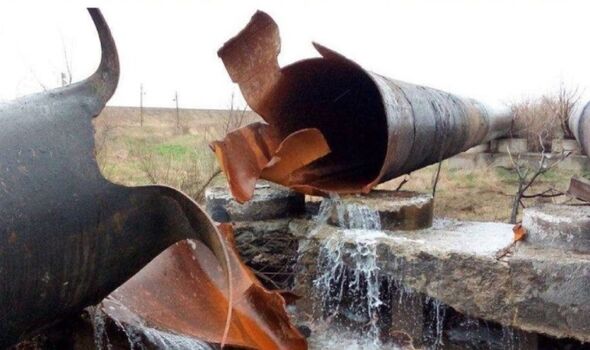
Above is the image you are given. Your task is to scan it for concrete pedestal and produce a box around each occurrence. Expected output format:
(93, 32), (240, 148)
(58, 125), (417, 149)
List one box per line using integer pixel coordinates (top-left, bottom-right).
(523, 204), (590, 254)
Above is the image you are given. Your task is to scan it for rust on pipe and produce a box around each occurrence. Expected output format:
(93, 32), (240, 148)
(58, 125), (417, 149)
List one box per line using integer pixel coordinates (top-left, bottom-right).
(212, 11), (513, 203)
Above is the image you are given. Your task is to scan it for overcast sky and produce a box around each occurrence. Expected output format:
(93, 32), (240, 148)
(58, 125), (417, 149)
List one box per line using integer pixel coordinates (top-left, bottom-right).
(1, 1), (589, 109)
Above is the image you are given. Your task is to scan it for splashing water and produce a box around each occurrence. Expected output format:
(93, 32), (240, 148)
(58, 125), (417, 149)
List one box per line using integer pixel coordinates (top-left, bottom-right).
(345, 202), (382, 230)
(136, 328), (213, 350)
(305, 194), (387, 348)
(91, 303), (213, 350)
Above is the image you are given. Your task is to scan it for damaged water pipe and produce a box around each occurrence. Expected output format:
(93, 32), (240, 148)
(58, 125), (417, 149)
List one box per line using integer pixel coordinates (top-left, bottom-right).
(211, 11), (514, 202)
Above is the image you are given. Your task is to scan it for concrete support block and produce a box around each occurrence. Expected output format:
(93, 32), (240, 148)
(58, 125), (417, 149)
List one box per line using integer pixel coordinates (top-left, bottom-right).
(464, 143), (490, 154)
(205, 183), (304, 222)
(328, 190), (434, 231)
(497, 138), (528, 154)
(552, 138), (582, 155)
(523, 204), (590, 254)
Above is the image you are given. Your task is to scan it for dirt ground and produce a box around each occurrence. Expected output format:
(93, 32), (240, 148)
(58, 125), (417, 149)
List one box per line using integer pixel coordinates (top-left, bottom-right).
(94, 107), (584, 224)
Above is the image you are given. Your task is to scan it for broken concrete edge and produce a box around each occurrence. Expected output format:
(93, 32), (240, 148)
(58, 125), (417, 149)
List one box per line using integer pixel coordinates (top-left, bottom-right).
(568, 176), (590, 202)
(523, 203), (590, 254)
(289, 219), (590, 343)
(205, 183), (305, 222)
(206, 185), (433, 230)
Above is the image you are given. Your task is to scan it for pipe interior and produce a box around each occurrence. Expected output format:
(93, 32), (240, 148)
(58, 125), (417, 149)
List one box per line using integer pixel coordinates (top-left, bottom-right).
(266, 58), (388, 191)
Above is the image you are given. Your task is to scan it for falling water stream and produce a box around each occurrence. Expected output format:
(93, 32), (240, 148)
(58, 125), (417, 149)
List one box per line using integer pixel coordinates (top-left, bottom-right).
(92, 302), (213, 350)
(303, 194), (400, 349)
(302, 195), (535, 350)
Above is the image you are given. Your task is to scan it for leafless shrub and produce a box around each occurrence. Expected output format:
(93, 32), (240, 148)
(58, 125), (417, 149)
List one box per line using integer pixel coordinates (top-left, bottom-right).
(133, 140), (220, 201)
(552, 83), (580, 139)
(510, 84), (580, 151)
(507, 136), (570, 223)
(203, 93), (258, 143)
(223, 93), (250, 134)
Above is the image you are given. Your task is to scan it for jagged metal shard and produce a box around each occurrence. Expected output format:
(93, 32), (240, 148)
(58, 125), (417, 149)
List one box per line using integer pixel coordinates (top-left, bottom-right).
(212, 11), (514, 203)
(0, 9), (235, 347)
(101, 224), (307, 350)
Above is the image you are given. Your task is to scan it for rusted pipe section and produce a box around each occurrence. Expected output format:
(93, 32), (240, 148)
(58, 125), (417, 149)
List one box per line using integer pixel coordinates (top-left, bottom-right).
(0, 9), (237, 347)
(569, 101), (590, 156)
(212, 11), (513, 202)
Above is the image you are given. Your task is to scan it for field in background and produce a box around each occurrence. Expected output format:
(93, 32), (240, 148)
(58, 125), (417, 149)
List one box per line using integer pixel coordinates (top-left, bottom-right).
(378, 164), (579, 222)
(94, 107), (581, 223)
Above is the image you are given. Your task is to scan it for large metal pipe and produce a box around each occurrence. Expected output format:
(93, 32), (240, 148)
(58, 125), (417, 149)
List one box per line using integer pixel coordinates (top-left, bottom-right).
(212, 11), (514, 202)
(0, 9), (236, 347)
(569, 100), (590, 156)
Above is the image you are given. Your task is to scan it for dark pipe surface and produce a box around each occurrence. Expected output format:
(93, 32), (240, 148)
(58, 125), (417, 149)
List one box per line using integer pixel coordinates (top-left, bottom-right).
(0, 9), (230, 347)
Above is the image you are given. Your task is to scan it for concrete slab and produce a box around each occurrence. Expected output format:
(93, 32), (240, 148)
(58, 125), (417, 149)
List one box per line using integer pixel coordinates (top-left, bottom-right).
(523, 204), (590, 254)
(497, 138), (528, 154)
(316, 191), (433, 231)
(205, 183), (304, 222)
(293, 219), (590, 342)
(447, 152), (590, 172)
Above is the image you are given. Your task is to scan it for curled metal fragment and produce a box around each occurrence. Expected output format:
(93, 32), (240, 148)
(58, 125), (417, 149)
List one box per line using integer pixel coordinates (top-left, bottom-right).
(213, 11), (514, 202)
(0, 9), (236, 347)
(101, 224), (307, 350)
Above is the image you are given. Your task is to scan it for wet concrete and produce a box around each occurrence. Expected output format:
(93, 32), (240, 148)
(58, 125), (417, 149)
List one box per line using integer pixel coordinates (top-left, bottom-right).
(305, 191), (433, 230)
(205, 186), (590, 346)
(292, 219), (590, 343)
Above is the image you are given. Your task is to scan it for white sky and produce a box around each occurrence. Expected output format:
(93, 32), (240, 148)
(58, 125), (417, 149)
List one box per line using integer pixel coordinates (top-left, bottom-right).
(0, 0), (589, 109)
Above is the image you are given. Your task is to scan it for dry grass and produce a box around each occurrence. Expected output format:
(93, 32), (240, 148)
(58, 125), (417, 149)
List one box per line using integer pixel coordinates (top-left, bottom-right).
(378, 162), (580, 223)
(93, 107), (259, 201)
(94, 107), (580, 222)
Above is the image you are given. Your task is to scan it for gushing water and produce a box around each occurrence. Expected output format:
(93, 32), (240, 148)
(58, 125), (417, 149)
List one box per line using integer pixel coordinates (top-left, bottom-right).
(306, 194), (387, 348)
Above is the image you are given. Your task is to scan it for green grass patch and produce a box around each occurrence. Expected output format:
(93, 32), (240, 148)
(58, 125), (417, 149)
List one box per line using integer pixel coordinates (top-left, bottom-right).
(153, 144), (190, 158)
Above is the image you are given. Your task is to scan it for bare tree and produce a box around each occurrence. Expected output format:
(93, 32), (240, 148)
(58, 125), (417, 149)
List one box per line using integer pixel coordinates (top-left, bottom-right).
(94, 119), (117, 177)
(223, 93), (249, 134)
(551, 82), (580, 139)
(511, 83), (580, 150)
(507, 135), (570, 223)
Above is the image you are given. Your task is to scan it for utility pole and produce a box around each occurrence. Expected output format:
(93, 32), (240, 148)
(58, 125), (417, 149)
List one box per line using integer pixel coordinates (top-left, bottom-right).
(139, 84), (145, 127)
(174, 91), (180, 129)
(61, 72), (68, 87)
